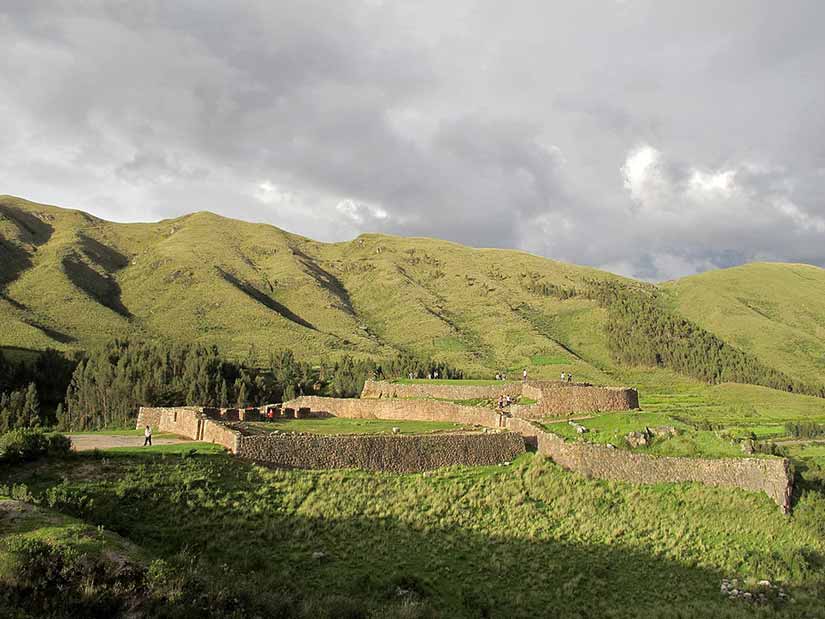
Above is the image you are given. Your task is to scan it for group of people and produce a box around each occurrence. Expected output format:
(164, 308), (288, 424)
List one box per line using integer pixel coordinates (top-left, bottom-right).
(497, 394), (514, 410)
(560, 371), (573, 383)
(494, 369), (530, 381)
(409, 371), (441, 380)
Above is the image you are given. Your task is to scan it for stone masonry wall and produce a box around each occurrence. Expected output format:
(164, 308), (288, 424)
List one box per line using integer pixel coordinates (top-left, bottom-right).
(236, 432), (525, 473)
(504, 417), (792, 511)
(283, 395), (505, 428)
(137, 406), (240, 452)
(361, 379), (638, 417)
(512, 382), (639, 418)
(201, 418), (241, 452)
(360, 379), (523, 401)
(135, 407), (171, 430)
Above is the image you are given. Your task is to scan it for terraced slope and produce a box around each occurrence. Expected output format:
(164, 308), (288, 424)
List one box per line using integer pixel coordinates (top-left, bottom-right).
(663, 263), (825, 384)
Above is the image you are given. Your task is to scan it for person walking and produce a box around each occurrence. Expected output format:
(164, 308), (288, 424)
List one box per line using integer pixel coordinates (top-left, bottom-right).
(567, 373), (572, 383)
(560, 371), (565, 382)
(522, 368), (528, 382)
(143, 425), (152, 447)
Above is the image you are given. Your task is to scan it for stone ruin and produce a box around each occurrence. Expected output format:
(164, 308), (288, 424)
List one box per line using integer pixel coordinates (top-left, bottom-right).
(136, 378), (793, 512)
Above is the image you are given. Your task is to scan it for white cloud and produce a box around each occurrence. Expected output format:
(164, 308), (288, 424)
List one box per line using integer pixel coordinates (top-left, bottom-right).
(621, 145), (668, 208)
(335, 199), (389, 224)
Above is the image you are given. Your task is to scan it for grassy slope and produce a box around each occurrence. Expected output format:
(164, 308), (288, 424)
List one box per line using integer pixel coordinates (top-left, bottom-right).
(0, 195), (621, 379)
(664, 262), (825, 384)
(3, 452), (824, 618)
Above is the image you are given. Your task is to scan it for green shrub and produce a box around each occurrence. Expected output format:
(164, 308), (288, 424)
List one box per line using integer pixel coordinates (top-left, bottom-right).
(0, 429), (71, 464)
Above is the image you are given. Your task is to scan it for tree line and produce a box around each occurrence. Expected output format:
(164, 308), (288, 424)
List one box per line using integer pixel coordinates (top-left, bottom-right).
(0, 349), (76, 432)
(582, 280), (825, 397)
(2, 340), (463, 431)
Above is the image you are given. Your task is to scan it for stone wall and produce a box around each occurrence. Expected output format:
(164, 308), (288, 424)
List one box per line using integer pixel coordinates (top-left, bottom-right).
(135, 406), (173, 430)
(512, 382), (639, 418)
(136, 406), (241, 452)
(282, 395), (505, 428)
(361, 379), (639, 416)
(157, 407), (204, 440)
(201, 418), (241, 452)
(360, 379), (522, 401)
(236, 431), (525, 472)
(504, 417), (792, 511)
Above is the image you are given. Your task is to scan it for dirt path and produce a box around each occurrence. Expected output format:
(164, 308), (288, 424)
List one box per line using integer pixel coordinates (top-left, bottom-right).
(67, 434), (190, 451)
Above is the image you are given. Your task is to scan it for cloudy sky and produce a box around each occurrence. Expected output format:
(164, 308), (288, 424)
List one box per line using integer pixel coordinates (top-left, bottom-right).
(2, 1), (823, 280)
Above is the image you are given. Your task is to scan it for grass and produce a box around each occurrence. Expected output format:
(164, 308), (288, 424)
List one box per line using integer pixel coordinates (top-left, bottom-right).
(97, 442), (227, 456)
(535, 376), (825, 459)
(664, 262), (825, 385)
(2, 452), (824, 617)
(392, 378), (504, 385)
(531, 354), (569, 365)
(245, 418), (468, 435)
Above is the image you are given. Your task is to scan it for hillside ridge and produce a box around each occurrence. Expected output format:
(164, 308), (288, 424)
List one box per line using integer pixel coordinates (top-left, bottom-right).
(2, 195), (824, 391)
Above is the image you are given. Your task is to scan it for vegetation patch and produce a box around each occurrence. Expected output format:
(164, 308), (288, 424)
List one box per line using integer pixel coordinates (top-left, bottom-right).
(244, 418), (468, 435)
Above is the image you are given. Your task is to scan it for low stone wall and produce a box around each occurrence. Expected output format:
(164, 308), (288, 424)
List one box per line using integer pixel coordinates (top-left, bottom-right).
(282, 395), (505, 428)
(157, 407), (204, 440)
(361, 379), (522, 401)
(512, 382), (639, 417)
(504, 417), (792, 511)
(202, 418), (241, 452)
(361, 379), (638, 416)
(135, 406), (174, 430)
(236, 431), (525, 472)
(137, 406), (240, 452)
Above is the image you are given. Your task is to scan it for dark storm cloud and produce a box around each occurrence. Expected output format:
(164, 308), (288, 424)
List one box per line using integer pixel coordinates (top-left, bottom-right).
(1, 0), (824, 279)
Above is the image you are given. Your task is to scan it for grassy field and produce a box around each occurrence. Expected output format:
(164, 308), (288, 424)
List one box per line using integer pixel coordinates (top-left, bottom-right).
(537, 372), (825, 458)
(2, 451), (824, 618)
(246, 418), (468, 435)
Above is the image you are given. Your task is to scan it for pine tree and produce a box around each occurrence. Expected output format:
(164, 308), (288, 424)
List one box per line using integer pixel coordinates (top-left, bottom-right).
(23, 382), (40, 428)
(236, 381), (248, 408)
(220, 379), (229, 408)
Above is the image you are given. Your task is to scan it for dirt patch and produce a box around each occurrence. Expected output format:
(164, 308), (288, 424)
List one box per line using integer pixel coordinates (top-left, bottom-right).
(67, 434), (189, 451)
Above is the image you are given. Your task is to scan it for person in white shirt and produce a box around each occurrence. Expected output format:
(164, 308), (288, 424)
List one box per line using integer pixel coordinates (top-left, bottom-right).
(143, 425), (152, 446)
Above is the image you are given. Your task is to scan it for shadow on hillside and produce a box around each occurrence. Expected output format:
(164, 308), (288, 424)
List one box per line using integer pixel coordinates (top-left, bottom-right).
(0, 204), (54, 246)
(19, 456), (817, 619)
(0, 239), (31, 289)
(291, 246), (356, 316)
(0, 203), (55, 290)
(61, 255), (132, 318)
(0, 293), (77, 344)
(79, 234), (130, 271)
(217, 267), (317, 331)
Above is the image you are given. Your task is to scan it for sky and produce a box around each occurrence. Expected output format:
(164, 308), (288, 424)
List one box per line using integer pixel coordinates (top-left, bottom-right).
(1, 1), (824, 281)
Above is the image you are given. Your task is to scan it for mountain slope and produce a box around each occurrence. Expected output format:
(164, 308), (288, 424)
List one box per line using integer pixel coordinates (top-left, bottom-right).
(3, 195), (824, 390)
(0, 196), (622, 378)
(663, 263), (825, 385)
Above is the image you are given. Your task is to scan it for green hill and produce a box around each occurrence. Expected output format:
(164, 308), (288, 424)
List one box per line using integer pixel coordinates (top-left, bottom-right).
(663, 263), (825, 385)
(2, 195), (825, 393)
(0, 195), (625, 380)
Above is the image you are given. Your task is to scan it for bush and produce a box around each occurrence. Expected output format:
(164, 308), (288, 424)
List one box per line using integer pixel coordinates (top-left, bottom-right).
(0, 429), (71, 464)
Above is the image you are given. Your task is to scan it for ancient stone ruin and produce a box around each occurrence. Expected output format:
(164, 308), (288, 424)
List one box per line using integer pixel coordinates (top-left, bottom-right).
(136, 378), (793, 512)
